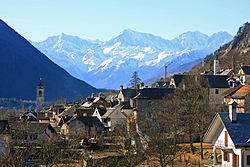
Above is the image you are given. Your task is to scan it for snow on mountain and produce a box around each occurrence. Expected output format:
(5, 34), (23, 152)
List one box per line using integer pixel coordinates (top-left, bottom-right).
(30, 30), (233, 89)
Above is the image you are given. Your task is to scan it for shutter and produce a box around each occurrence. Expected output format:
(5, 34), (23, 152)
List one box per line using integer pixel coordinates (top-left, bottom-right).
(233, 154), (235, 167)
(237, 155), (239, 167)
(225, 131), (228, 147)
(227, 152), (229, 162)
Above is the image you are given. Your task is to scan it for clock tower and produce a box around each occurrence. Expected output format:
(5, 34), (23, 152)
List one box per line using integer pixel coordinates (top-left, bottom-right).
(36, 77), (45, 111)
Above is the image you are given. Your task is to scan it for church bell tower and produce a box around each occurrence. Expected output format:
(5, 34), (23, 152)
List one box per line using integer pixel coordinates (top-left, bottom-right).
(36, 77), (45, 111)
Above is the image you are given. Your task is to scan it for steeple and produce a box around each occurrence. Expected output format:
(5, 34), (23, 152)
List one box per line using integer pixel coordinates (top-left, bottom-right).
(36, 77), (45, 112)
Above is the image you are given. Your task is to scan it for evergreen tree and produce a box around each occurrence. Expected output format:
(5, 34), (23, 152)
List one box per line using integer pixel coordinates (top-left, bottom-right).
(129, 71), (141, 88)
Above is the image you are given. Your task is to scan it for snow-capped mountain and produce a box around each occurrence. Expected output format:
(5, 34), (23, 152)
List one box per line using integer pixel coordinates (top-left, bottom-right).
(30, 30), (233, 89)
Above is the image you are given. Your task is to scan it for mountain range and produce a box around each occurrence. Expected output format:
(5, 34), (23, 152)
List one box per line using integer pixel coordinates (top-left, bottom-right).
(191, 22), (250, 74)
(0, 19), (99, 101)
(31, 29), (233, 89)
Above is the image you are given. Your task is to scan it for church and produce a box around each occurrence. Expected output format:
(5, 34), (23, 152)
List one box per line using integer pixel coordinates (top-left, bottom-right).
(36, 78), (45, 112)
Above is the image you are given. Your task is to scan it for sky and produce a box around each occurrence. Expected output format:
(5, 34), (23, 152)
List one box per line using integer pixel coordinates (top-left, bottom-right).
(1, 0), (250, 42)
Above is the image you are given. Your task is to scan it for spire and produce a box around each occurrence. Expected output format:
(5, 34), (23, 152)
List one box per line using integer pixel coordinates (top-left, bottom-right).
(39, 77), (43, 88)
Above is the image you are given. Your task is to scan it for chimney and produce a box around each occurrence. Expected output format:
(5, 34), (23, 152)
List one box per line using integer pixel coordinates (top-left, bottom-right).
(91, 93), (95, 98)
(228, 101), (237, 123)
(120, 85), (123, 91)
(214, 58), (219, 75)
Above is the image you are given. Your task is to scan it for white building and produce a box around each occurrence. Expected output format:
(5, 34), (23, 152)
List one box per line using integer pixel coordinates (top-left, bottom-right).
(204, 101), (250, 167)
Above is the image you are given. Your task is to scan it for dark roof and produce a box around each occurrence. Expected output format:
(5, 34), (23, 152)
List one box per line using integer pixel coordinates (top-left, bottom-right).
(222, 84), (243, 97)
(241, 66), (250, 75)
(121, 101), (133, 109)
(0, 120), (9, 134)
(68, 116), (103, 126)
(157, 82), (170, 87)
(172, 74), (185, 87)
(58, 116), (73, 127)
(76, 108), (95, 116)
(218, 112), (250, 147)
(96, 107), (107, 116)
(86, 98), (95, 103)
(204, 75), (230, 88)
(110, 100), (119, 107)
(134, 88), (174, 99)
(121, 89), (138, 99)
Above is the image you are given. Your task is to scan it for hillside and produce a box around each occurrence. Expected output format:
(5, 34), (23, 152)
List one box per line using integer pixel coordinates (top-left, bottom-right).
(31, 29), (232, 89)
(191, 22), (250, 74)
(0, 19), (99, 101)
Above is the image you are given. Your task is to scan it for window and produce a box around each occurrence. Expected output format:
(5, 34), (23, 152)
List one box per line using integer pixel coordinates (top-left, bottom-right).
(247, 155), (250, 165)
(233, 154), (238, 167)
(225, 131), (228, 147)
(215, 89), (219, 94)
(39, 90), (42, 96)
(224, 151), (228, 161)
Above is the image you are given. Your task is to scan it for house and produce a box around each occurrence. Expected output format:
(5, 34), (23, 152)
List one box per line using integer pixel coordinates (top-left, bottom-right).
(223, 84), (250, 113)
(101, 105), (127, 131)
(203, 102), (250, 167)
(237, 65), (250, 85)
(36, 111), (52, 123)
(60, 116), (103, 137)
(10, 122), (57, 144)
(170, 74), (230, 110)
(75, 108), (95, 117)
(204, 75), (230, 107)
(117, 85), (138, 102)
(20, 111), (38, 123)
(81, 96), (111, 109)
(94, 107), (107, 122)
(0, 120), (10, 155)
(133, 88), (174, 113)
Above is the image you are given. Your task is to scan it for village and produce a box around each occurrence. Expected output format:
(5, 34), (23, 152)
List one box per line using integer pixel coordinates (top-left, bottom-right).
(0, 58), (249, 167)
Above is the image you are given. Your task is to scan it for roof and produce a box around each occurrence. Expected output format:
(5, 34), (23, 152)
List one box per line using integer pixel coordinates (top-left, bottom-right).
(86, 98), (95, 103)
(121, 101), (133, 109)
(204, 75), (230, 88)
(222, 84), (243, 97)
(10, 122), (49, 134)
(156, 82), (170, 87)
(222, 85), (250, 98)
(102, 105), (122, 119)
(96, 107), (107, 116)
(121, 89), (138, 99)
(76, 108), (95, 116)
(204, 112), (250, 147)
(219, 69), (233, 76)
(67, 116), (103, 126)
(172, 74), (185, 87)
(219, 112), (250, 147)
(240, 66), (250, 75)
(134, 88), (174, 99)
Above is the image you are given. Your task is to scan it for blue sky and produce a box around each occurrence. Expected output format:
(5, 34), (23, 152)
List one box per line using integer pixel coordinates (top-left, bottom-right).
(1, 0), (250, 42)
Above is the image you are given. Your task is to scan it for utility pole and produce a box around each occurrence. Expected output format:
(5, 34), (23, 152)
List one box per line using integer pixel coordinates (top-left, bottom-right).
(165, 62), (173, 81)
